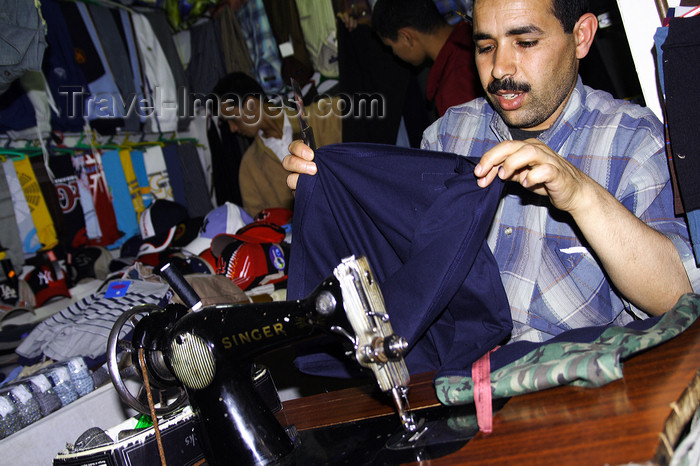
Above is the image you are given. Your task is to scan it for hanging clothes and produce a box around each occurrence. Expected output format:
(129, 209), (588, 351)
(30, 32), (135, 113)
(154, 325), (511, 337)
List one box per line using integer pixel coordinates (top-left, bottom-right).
(130, 13), (179, 133)
(101, 149), (139, 248)
(175, 141), (213, 218)
(295, 0), (339, 78)
(74, 2), (125, 130)
(186, 19), (227, 95)
(662, 14), (700, 264)
(40, 0), (89, 132)
(143, 11), (191, 132)
(13, 157), (58, 251)
(142, 144), (174, 201)
(653, 25), (684, 216)
(72, 150), (121, 246)
(262, 0), (314, 86)
(0, 81), (36, 134)
(208, 117), (244, 207)
(2, 159), (40, 255)
(234, 0), (285, 94)
(29, 154), (65, 246)
(86, 4), (141, 132)
(119, 149), (146, 218)
(161, 142), (188, 209)
(117, 9), (148, 126)
(47, 151), (88, 251)
(215, 4), (255, 76)
(127, 149), (153, 210)
(0, 0), (47, 95)
(0, 163), (25, 270)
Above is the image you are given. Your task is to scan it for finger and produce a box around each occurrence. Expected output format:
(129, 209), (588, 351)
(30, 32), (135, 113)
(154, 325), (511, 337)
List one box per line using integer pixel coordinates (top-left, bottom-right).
(498, 143), (542, 180)
(474, 140), (524, 177)
(288, 139), (315, 161)
(476, 166), (501, 188)
(287, 173), (300, 191)
(282, 153), (317, 176)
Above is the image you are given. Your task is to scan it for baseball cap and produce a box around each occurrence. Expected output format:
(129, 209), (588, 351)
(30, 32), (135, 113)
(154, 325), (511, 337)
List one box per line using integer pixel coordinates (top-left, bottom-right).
(137, 200), (188, 256)
(68, 246), (113, 283)
(0, 258), (35, 321)
(22, 251), (71, 307)
(210, 223), (286, 259)
(183, 202), (252, 256)
(218, 241), (289, 291)
(253, 208), (293, 228)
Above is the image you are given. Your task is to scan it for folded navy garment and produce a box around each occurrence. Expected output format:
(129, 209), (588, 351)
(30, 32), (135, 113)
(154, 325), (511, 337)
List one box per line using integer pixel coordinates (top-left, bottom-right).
(287, 142), (512, 377)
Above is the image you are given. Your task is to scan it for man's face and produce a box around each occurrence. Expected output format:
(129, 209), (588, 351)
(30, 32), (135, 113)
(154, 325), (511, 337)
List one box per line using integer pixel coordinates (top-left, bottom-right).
(220, 96), (262, 138)
(472, 0), (579, 130)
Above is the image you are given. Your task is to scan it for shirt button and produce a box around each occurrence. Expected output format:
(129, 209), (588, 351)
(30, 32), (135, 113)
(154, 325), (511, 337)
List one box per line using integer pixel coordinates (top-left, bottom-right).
(504, 227), (513, 236)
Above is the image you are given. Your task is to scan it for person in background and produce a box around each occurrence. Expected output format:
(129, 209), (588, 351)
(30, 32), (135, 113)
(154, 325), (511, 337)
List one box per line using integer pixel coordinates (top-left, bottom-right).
(284, 0), (700, 344)
(369, 0), (482, 116)
(212, 72), (342, 217)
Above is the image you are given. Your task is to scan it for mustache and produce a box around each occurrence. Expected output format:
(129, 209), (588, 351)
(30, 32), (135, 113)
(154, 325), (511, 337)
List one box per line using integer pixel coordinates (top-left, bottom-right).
(487, 78), (531, 94)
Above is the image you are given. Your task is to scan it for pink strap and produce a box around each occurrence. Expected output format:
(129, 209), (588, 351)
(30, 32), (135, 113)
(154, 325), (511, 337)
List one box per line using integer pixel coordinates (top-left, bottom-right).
(472, 347), (498, 434)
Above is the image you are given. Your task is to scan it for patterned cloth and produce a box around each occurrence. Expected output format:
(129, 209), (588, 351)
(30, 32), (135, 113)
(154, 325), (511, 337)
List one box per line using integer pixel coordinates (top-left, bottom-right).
(422, 77), (700, 343)
(235, 0), (284, 94)
(15, 279), (170, 361)
(435, 292), (700, 405)
(295, 0), (339, 78)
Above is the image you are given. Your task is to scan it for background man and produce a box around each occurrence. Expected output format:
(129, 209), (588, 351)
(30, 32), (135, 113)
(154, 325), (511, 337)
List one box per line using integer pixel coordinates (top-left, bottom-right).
(213, 72), (342, 217)
(371, 0), (481, 116)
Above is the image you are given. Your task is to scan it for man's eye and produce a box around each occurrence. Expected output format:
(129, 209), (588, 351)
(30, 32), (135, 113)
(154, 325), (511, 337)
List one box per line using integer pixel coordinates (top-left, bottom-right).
(476, 44), (494, 54)
(518, 40), (538, 48)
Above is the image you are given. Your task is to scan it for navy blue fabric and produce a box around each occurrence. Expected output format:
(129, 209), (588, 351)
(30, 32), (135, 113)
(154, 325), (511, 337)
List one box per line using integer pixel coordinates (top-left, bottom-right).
(41, 0), (90, 132)
(288, 143), (512, 377)
(0, 80), (36, 133)
(440, 314), (662, 379)
(162, 143), (188, 210)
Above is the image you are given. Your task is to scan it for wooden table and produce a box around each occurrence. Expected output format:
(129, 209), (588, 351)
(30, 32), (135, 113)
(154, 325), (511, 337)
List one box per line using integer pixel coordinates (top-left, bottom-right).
(276, 317), (700, 465)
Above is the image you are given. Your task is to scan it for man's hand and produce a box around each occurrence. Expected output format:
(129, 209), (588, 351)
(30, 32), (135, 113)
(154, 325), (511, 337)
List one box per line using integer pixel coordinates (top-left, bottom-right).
(474, 138), (592, 214)
(337, 12), (359, 31)
(283, 140), (317, 190)
(475, 138), (692, 315)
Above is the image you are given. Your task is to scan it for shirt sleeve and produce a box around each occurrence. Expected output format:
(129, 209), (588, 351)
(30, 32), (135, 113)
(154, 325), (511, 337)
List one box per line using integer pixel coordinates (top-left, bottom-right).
(613, 119), (700, 294)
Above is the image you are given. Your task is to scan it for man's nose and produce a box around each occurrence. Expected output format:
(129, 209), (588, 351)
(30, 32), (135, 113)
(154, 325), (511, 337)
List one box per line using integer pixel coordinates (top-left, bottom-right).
(492, 45), (517, 81)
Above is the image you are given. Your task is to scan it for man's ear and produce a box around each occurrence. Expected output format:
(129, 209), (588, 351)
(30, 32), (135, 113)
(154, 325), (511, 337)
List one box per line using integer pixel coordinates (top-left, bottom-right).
(573, 12), (598, 59)
(397, 27), (416, 46)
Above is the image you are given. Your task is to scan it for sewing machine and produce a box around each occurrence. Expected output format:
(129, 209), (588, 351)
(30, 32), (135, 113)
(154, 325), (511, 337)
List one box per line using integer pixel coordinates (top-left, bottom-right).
(106, 256), (419, 465)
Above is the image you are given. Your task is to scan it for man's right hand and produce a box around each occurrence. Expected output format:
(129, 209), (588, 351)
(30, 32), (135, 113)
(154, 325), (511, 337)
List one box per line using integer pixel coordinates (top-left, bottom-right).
(284, 140), (317, 190)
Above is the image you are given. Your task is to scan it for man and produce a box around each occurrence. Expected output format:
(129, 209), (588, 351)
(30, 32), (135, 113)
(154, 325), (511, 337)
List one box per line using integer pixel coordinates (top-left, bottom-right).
(370, 0), (481, 116)
(213, 72), (342, 217)
(284, 0), (700, 344)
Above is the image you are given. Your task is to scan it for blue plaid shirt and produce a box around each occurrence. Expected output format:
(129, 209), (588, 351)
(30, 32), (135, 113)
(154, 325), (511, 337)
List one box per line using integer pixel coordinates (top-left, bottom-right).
(422, 77), (700, 342)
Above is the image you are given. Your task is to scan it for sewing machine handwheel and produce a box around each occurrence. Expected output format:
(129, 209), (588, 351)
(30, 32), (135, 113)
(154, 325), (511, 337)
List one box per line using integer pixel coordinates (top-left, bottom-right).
(106, 304), (188, 416)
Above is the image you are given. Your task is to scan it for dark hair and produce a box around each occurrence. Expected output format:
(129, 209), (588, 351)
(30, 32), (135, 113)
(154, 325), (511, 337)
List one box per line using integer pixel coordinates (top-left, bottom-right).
(371, 0), (447, 41)
(212, 72), (265, 106)
(551, 0), (590, 33)
(472, 0), (590, 34)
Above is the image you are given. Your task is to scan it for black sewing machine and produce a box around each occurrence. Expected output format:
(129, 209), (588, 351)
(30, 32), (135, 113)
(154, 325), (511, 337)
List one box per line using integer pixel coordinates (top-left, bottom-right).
(106, 256), (420, 465)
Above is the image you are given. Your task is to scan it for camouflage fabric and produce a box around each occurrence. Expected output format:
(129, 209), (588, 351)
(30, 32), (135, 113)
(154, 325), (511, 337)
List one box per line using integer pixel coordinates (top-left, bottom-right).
(436, 293), (700, 406)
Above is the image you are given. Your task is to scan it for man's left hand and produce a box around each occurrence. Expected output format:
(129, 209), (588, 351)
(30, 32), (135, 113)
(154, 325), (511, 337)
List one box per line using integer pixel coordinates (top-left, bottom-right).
(474, 138), (591, 214)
